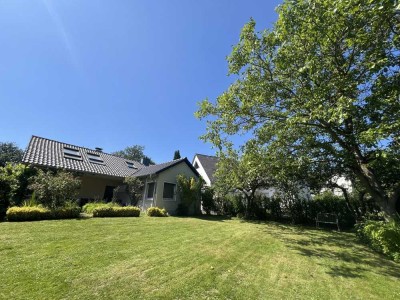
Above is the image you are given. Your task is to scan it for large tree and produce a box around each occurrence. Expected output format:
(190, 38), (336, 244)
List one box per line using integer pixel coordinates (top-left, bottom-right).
(213, 145), (275, 218)
(112, 145), (155, 165)
(197, 0), (400, 220)
(0, 142), (24, 167)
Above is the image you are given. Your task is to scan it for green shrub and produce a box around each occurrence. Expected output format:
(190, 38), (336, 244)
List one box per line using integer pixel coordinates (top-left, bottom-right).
(82, 202), (120, 214)
(52, 206), (81, 219)
(201, 187), (215, 215)
(147, 207), (168, 217)
(356, 220), (400, 262)
(176, 204), (189, 216)
(92, 206), (141, 217)
(29, 170), (81, 209)
(6, 206), (51, 221)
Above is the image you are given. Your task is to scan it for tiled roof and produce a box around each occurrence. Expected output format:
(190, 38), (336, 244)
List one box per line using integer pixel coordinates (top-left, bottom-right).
(22, 136), (143, 178)
(22, 136), (199, 179)
(133, 157), (199, 177)
(194, 154), (219, 183)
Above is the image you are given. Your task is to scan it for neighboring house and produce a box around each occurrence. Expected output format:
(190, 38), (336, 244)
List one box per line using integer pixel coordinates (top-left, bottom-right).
(22, 136), (199, 215)
(192, 154), (219, 187)
(193, 153), (310, 200)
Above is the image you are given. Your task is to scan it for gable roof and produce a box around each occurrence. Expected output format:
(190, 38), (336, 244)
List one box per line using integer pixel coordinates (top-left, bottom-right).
(193, 154), (219, 183)
(22, 136), (144, 178)
(133, 157), (199, 177)
(22, 136), (199, 179)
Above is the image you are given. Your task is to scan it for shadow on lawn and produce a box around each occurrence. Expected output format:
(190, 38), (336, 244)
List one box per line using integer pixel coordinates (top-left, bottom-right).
(186, 215), (232, 222)
(247, 221), (400, 279)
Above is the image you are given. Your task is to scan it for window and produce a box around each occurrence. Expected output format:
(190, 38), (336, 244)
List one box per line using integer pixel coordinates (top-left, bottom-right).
(126, 161), (137, 169)
(147, 182), (155, 199)
(163, 183), (175, 200)
(87, 152), (104, 164)
(63, 147), (82, 160)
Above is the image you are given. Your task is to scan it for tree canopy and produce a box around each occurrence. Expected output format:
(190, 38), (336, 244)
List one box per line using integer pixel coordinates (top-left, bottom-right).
(0, 142), (24, 167)
(112, 145), (155, 165)
(196, 0), (400, 220)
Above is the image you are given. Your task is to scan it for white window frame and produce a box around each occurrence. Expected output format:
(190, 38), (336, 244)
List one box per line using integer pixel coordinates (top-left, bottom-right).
(162, 182), (176, 201)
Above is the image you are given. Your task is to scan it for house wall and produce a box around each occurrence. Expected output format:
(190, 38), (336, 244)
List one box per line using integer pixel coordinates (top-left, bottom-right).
(78, 174), (124, 201)
(141, 162), (199, 215)
(192, 156), (211, 186)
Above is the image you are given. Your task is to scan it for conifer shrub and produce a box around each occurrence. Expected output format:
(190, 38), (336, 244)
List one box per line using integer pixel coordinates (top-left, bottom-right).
(147, 207), (168, 217)
(92, 206), (140, 217)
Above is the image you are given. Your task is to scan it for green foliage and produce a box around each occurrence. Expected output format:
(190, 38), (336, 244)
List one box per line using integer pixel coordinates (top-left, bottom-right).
(82, 202), (120, 214)
(173, 150), (181, 160)
(29, 170), (81, 209)
(200, 187), (215, 215)
(146, 207), (168, 217)
(51, 206), (81, 219)
(92, 206), (141, 218)
(356, 220), (400, 262)
(196, 0), (400, 219)
(213, 148), (275, 218)
(0, 163), (35, 218)
(0, 142), (23, 167)
(112, 145), (155, 164)
(123, 177), (144, 206)
(6, 206), (51, 221)
(176, 175), (203, 214)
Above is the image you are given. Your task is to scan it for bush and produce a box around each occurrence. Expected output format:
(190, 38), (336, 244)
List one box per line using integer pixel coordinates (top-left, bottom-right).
(147, 207), (168, 217)
(6, 206), (51, 221)
(92, 206), (140, 217)
(52, 206), (81, 219)
(201, 187), (215, 214)
(29, 170), (81, 209)
(82, 202), (120, 214)
(176, 204), (189, 216)
(356, 220), (400, 262)
(0, 164), (35, 219)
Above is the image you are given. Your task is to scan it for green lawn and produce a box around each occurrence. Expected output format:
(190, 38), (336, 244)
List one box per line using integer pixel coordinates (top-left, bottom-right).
(1, 217), (399, 300)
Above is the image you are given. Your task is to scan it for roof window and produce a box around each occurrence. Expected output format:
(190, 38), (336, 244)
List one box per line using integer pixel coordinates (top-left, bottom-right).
(63, 147), (82, 160)
(87, 152), (104, 164)
(126, 161), (137, 169)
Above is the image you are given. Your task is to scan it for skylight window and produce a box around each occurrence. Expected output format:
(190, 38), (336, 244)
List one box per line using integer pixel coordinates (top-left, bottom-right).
(126, 161), (137, 169)
(87, 152), (104, 164)
(63, 147), (82, 160)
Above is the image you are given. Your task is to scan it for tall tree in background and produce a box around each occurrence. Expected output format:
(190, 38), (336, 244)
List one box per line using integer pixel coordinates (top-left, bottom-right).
(197, 0), (400, 220)
(173, 150), (181, 160)
(0, 142), (24, 167)
(112, 145), (155, 165)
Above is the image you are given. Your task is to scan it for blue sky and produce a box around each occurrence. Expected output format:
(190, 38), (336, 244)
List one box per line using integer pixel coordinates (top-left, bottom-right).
(0, 0), (281, 163)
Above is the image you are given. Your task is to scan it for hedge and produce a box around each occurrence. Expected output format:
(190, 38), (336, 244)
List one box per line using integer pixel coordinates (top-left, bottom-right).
(92, 206), (140, 217)
(147, 207), (168, 217)
(6, 206), (81, 221)
(6, 206), (52, 221)
(82, 202), (120, 214)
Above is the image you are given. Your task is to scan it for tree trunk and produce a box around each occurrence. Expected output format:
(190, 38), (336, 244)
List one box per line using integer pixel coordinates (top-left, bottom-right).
(354, 162), (399, 221)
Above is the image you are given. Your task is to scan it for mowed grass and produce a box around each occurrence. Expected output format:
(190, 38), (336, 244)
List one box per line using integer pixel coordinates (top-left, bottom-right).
(0, 217), (399, 300)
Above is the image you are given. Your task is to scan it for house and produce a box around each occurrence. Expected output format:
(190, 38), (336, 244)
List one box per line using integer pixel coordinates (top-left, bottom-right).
(22, 136), (200, 214)
(192, 153), (309, 200)
(192, 154), (219, 187)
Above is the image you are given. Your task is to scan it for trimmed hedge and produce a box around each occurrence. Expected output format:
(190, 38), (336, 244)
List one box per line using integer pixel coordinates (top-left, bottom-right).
(6, 206), (51, 221)
(147, 207), (168, 217)
(356, 220), (400, 262)
(92, 206), (140, 218)
(82, 202), (120, 214)
(6, 206), (81, 221)
(52, 207), (81, 219)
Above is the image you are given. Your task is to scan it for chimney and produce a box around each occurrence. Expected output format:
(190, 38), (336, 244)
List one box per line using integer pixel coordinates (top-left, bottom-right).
(95, 147), (103, 152)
